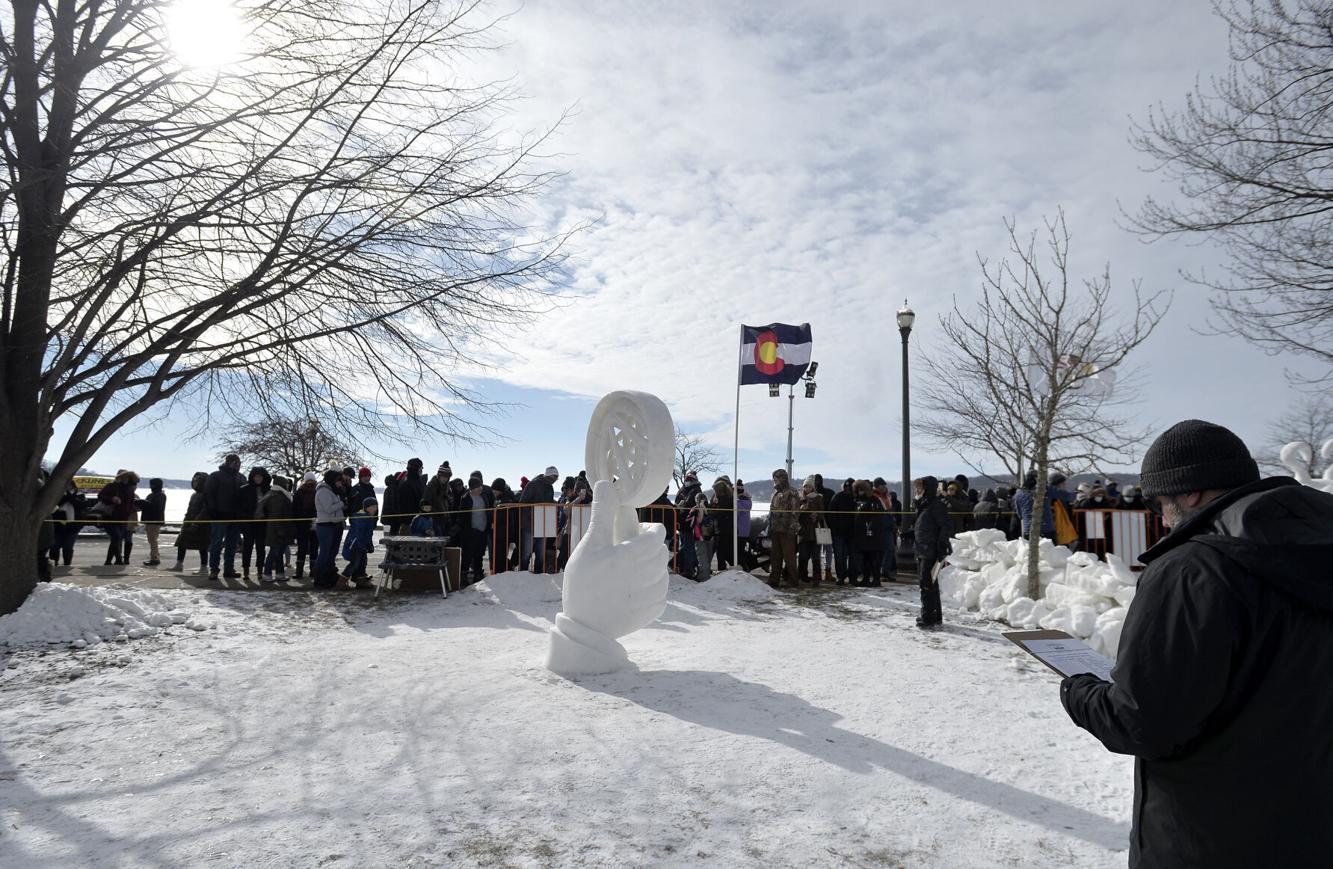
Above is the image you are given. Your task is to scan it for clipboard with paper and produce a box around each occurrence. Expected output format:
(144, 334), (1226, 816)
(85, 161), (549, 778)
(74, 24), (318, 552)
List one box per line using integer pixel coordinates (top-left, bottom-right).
(1002, 629), (1116, 682)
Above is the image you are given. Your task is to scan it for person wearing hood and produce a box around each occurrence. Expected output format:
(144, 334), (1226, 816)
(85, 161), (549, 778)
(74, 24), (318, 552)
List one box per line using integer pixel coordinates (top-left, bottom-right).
(766, 468), (800, 589)
(173, 472), (210, 573)
(1116, 485), (1149, 511)
(1060, 420), (1333, 867)
(259, 475), (295, 582)
(237, 466), (272, 579)
(50, 479), (87, 567)
(205, 454), (245, 579)
(973, 489), (1001, 530)
(292, 472), (319, 579)
(913, 475), (952, 628)
(312, 469), (346, 588)
(851, 479), (887, 587)
(399, 458), (428, 524)
(672, 471), (704, 579)
(518, 465), (558, 573)
(382, 473), (402, 535)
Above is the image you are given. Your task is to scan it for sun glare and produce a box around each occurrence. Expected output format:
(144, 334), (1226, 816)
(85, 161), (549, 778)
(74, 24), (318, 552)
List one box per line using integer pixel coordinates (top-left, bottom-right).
(166, 0), (244, 69)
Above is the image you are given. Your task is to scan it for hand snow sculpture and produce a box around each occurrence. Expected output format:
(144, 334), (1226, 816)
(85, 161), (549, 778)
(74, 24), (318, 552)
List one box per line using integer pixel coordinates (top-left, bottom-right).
(546, 391), (674, 677)
(1280, 440), (1333, 494)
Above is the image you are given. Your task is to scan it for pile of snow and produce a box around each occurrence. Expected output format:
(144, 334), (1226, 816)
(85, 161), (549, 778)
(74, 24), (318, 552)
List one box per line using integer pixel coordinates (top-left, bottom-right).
(0, 583), (198, 649)
(697, 570), (778, 602)
(939, 529), (1136, 657)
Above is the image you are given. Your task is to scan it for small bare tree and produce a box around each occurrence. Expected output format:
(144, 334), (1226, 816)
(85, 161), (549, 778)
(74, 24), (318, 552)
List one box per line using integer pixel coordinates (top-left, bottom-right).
(1261, 395), (1333, 479)
(931, 212), (1170, 597)
(0, 0), (568, 614)
(1129, 1), (1333, 371)
(673, 427), (724, 488)
(217, 416), (362, 480)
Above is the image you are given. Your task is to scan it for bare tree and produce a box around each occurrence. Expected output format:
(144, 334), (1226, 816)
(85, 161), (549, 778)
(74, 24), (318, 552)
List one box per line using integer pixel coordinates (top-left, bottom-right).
(1129, 1), (1333, 370)
(929, 212), (1169, 597)
(673, 427), (723, 489)
(0, 0), (568, 613)
(1261, 395), (1333, 479)
(217, 415), (362, 480)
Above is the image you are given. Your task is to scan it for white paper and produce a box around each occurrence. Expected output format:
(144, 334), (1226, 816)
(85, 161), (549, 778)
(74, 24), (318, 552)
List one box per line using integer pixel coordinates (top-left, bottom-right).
(1022, 638), (1115, 681)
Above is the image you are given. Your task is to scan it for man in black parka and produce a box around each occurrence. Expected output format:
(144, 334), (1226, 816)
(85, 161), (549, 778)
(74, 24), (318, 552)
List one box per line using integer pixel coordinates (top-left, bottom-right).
(1060, 419), (1333, 868)
(913, 474), (952, 628)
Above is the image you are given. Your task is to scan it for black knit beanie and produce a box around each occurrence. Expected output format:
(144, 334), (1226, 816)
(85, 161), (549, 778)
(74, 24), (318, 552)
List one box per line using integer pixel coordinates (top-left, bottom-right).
(1138, 420), (1259, 499)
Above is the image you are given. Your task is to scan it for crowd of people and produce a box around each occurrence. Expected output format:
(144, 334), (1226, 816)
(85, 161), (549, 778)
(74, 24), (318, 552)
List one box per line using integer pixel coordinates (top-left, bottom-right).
(41, 458), (1158, 595)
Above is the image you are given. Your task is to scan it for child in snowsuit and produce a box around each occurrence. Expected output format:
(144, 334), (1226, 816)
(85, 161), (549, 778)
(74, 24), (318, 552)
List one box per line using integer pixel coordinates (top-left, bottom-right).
(341, 497), (378, 589)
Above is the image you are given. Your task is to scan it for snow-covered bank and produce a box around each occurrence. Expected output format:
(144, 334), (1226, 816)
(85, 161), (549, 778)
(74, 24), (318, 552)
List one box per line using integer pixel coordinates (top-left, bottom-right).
(0, 584), (206, 649)
(938, 530), (1133, 656)
(0, 569), (1130, 867)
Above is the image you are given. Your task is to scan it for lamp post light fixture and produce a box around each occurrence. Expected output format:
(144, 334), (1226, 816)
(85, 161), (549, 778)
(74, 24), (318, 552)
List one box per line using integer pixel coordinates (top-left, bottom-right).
(896, 301), (915, 575)
(773, 361), (819, 479)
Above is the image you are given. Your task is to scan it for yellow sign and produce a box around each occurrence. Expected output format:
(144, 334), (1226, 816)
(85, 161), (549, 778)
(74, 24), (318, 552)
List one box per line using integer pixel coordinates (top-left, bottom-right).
(73, 475), (113, 492)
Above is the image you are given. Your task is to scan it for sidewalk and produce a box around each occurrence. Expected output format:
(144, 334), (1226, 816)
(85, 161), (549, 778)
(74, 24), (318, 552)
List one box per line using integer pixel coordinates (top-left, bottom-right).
(51, 537), (321, 592)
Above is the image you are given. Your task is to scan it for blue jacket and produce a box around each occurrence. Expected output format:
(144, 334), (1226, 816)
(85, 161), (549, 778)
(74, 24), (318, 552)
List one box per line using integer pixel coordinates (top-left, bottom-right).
(342, 511), (376, 557)
(1013, 488), (1054, 536)
(410, 514), (434, 537)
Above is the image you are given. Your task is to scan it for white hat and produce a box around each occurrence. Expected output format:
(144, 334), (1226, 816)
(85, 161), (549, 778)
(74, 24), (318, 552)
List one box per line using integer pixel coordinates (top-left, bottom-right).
(545, 465), (559, 478)
(304, 471), (317, 482)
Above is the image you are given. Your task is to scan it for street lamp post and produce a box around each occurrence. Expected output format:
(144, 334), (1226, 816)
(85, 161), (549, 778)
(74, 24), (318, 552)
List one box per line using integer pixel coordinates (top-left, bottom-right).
(775, 362), (818, 481)
(896, 302), (915, 574)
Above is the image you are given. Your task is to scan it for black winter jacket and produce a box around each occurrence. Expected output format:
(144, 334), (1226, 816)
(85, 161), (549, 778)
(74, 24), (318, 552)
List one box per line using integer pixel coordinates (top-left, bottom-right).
(520, 474), (555, 504)
(912, 476), (953, 562)
(238, 468), (272, 520)
(205, 465), (245, 520)
(827, 490), (856, 538)
(1060, 477), (1333, 868)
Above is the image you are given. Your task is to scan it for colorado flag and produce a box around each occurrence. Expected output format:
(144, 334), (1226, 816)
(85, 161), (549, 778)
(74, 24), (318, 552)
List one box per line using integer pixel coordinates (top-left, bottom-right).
(740, 323), (813, 385)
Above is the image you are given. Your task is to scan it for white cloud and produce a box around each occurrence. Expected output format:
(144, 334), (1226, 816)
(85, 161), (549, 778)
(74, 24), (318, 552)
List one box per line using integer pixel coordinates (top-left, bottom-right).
(445, 2), (1324, 477)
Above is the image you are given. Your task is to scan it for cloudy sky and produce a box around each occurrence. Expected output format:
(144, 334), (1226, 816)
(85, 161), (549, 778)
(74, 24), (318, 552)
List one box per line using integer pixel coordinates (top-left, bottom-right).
(55, 0), (1324, 488)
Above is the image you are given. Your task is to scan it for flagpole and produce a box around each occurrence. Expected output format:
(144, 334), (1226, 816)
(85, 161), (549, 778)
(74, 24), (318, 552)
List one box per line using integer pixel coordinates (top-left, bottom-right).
(733, 324), (743, 576)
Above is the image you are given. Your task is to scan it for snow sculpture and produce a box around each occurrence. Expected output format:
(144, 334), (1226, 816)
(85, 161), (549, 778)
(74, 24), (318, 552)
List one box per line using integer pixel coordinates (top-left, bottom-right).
(546, 391), (675, 677)
(1279, 440), (1333, 494)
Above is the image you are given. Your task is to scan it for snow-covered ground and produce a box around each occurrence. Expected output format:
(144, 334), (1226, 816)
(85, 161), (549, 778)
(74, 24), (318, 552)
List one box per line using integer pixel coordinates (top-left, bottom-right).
(0, 573), (1131, 868)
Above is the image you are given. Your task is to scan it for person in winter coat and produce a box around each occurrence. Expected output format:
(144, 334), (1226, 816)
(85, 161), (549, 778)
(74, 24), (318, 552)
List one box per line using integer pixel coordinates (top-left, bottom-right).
(340, 498), (377, 589)
(734, 483), (755, 571)
(796, 477), (826, 584)
(1060, 420), (1333, 868)
(291, 472), (319, 579)
(312, 469), (346, 588)
(673, 471), (704, 579)
(205, 454), (245, 579)
(346, 467), (376, 525)
(490, 478), (519, 572)
(137, 478), (168, 566)
(398, 458), (428, 525)
(872, 478), (898, 577)
(460, 477), (495, 584)
(913, 474), (952, 628)
(381, 473), (402, 535)
(97, 470), (140, 566)
(850, 479), (887, 587)
(518, 465), (557, 572)
(237, 466), (271, 579)
(49, 480), (86, 566)
(685, 493), (713, 582)
(973, 489), (1001, 530)
(767, 468), (800, 589)
(424, 462), (454, 534)
(1116, 485), (1149, 511)
(173, 472), (210, 572)
(814, 474), (837, 581)
(825, 478), (856, 583)
(410, 502), (436, 537)
(944, 481), (973, 533)
(1012, 470), (1054, 539)
(258, 476), (295, 582)
(709, 478), (735, 572)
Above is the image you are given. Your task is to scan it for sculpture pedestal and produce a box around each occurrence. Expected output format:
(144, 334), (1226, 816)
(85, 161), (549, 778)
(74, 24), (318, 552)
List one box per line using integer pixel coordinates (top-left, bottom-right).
(546, 612), (632, 678)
